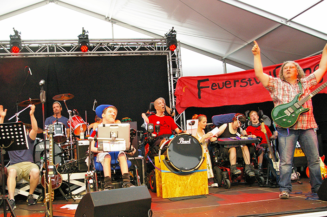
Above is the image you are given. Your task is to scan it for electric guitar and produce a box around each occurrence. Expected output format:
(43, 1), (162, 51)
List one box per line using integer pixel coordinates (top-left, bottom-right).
(271, 81), (327, 128)
(41, 125), (63, 190)
(261, 123), (279, 174)
(306, 155), (327, 180)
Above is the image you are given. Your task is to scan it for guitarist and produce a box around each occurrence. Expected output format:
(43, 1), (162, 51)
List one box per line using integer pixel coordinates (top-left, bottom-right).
(0, 105), (40, 210)
(246, 110), (277, 173)
(252, 41), (327, 199)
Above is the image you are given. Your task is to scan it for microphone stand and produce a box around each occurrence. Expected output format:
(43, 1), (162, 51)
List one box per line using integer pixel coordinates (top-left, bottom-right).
(40, 83), (50, 214)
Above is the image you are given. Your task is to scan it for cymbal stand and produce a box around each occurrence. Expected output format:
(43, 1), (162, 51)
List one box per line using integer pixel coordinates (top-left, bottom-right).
(63, 100), (74, 160)
(8, 104), (32, 122)
(61, 100), (75, 201)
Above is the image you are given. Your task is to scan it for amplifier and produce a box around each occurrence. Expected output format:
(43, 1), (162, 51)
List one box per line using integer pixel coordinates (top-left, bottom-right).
(76, 140), (89, 172)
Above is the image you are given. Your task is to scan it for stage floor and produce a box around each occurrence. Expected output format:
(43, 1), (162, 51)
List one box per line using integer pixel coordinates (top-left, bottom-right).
(0, 177), (326, 217)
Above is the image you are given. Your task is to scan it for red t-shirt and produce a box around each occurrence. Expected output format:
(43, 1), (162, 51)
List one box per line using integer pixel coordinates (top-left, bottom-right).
(148, 115), (178, 136)
(246, 124), (272, 145)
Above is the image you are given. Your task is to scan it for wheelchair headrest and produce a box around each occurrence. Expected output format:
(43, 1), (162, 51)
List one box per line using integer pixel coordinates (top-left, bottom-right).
(95, 104), (113, 118)
(212, 113), (236, 126)
(149, 102), (155, 113)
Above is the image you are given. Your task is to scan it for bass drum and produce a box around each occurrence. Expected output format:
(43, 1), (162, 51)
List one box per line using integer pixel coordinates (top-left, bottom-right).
(33, 140), (64, 167)
(162, 134), (204, 172)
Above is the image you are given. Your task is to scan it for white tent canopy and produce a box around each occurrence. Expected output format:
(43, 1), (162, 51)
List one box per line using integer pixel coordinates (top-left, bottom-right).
(0, 0), (326, 76)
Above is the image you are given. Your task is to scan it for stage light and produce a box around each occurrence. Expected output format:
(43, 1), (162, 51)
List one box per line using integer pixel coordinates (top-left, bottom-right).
(165, 27), (177, 52)
(10, 28), (22, 53)
(78, 27), (89, 52)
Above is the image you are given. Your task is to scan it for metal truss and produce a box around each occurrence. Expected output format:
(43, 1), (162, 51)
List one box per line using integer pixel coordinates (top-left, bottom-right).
(0, 38), (185, 128)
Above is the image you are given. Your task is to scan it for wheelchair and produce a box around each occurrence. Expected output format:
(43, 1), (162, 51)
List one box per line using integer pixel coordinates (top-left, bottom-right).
(85, 128), (141, 191)
(210, 113), (265, 189)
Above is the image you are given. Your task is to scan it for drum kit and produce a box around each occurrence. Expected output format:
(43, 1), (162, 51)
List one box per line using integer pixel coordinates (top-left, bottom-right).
(16, 93), (88, 174)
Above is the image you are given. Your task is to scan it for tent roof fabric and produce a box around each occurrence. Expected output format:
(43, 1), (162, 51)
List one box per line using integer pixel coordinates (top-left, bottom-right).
(0, 0), (326, 70)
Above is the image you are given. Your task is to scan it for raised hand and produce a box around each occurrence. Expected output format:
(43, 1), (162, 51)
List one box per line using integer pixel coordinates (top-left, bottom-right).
(0, 105), (7, 119)
(252, 41), (260, 56)
(30, 104), (35, 116)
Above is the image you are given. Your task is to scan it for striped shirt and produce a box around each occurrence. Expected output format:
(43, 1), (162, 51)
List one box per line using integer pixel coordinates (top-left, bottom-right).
(266, 73), (318, 130)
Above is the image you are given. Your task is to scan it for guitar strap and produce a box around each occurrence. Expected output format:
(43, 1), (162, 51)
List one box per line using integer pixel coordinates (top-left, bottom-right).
(298, 81), (303, 94)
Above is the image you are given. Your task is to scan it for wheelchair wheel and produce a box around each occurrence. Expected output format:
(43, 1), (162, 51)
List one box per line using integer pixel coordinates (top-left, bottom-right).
(213, 166), (223, 186)
(147, 169), (156, 192)
(245, 175), (256, 185)
(257, 176), (265, 187)
(223, 179), (231, 189)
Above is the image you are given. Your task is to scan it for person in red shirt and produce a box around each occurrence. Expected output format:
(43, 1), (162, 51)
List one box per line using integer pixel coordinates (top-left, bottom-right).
(246, 111), (277, 172)
(142, 97), (183, 137)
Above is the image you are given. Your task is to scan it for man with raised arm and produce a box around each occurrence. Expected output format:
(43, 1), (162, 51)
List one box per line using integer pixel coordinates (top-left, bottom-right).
(252, 41), (327, 199)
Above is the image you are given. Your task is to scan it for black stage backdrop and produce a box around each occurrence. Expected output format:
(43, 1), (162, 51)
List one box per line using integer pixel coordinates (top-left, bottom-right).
(0, 56), (169, 133)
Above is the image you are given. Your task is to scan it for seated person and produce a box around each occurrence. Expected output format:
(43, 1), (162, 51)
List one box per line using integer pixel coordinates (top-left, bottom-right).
(90, 105), (136, 190)
(192, 114), (218, 187)
(217, 113), (255, 177)
(0, 105), (39, 210)
(246, 110), (277, 172)
(142, 97), (183, 145)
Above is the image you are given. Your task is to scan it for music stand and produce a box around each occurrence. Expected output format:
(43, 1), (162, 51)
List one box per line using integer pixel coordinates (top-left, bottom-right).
(0, 122), (29, 217)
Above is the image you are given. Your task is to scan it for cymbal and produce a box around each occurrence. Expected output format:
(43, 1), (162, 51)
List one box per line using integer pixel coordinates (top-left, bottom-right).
(18, 99), (41, 107)
(52, 93), (74, 101)
(23, 123), (43, 134)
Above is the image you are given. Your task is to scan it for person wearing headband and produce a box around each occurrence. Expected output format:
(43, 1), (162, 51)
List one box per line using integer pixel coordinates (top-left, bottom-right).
(216, 113), (256, 177)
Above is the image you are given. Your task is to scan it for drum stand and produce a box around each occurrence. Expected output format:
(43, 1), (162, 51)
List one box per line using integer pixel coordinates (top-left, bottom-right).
(61, 100), (75, 201)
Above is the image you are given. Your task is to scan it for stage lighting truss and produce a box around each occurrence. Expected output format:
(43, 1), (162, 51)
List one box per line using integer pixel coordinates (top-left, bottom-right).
(10, 28), (22, 53)
(0, 38), (186, 129)
(78, 28), (89, 52)
(165, 27), (177, 52)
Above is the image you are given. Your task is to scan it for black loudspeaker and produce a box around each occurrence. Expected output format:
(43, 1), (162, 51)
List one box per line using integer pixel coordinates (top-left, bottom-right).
(75, 186), (151, 217)
(76, 140), (89, 172)
(318, 178), (327, 201)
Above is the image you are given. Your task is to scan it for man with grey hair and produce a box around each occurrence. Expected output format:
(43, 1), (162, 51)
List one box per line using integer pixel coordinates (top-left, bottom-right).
(252, 41), (327, 199)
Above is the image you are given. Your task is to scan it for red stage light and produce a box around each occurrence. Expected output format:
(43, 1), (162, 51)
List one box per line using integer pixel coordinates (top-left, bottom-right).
(81, 45), (88, 52)
(11, 46), (20, 53)
(169, 44), (177, 51)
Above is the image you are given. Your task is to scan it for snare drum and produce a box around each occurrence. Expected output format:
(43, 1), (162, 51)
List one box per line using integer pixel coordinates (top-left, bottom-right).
(161, 134), (203, 172)
(68, 115), (87, 136)
(53, 123), (66, 144)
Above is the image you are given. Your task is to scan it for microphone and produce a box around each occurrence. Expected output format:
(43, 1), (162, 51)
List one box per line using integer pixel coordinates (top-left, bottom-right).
(39, 79), (45, 86)
(155, 125), (160, 134)
(39, 79), (46, 103)
(25, 66), (32, 75)
(93, 99), (97, 111)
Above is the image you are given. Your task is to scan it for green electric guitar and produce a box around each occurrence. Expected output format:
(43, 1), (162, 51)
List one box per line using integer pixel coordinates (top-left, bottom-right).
(272, 81), (327, 128)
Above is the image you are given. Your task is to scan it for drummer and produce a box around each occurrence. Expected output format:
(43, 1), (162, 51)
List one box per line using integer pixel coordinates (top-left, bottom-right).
(141, 97), (183, 145)
(45, 101), (70, 139)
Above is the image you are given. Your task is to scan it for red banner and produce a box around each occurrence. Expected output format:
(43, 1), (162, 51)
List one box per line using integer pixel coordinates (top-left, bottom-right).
(175, 54), (326, 113)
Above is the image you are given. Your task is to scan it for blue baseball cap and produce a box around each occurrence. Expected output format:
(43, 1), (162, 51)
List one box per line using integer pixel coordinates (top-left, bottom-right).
(95, 104), (112, 118)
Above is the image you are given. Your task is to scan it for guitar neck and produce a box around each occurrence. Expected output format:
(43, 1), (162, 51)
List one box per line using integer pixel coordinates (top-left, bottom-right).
(49, 135), (53, 166)
(298, 81), (327, 106)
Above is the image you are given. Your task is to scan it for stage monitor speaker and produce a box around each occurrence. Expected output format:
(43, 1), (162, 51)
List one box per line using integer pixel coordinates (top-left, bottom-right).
(76, 140), (89, 172)
(318, 178), (327, 201)
(75, 186), (151, 217)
